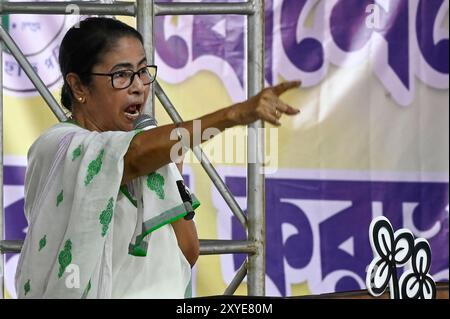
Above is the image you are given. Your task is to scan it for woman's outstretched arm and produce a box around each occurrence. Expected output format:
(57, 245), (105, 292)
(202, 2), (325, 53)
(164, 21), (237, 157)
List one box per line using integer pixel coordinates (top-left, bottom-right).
(122, 81), (301, 184)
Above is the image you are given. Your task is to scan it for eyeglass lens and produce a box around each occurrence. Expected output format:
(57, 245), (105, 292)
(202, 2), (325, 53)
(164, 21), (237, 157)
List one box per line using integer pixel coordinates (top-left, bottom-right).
(113, 66), (157, 89)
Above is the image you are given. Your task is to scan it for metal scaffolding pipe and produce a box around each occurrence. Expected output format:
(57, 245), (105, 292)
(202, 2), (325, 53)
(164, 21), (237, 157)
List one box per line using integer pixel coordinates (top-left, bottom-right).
(246, 0), (266, 296)
(200, 240), (255, 255)
(0, 1), (255, 17)
(224, 261), (247, 295)
(0, 239), (257, 256)
(0, 38), (4, 299)
(0, 25), (67, 122)
(0, 1), (136, 16)
(155, 80), (248, 228)
(0, 241), (23, 254)
(155, 2), (254, 16)
(137, 0), (156, 117)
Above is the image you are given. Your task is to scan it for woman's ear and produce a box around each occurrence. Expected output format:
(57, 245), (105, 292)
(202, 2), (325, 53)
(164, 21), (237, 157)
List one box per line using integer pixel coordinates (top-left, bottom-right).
(66, 73), (89, 102)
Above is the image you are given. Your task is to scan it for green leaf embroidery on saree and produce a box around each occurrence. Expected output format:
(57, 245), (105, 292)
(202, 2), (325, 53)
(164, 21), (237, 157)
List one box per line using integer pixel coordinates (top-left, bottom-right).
(84, 149), (105, 186)
(99, 198), (114, 237)
(86, 280), (91, 295)
(58, 239), (72, 278)
(24, 280), (31, 296)
(81, 279), (92, 298)
(56, 190), (63, 207)
(147, 172), (165, 199)
(39, 235), (47, 252)
(72, 144), (84, 161)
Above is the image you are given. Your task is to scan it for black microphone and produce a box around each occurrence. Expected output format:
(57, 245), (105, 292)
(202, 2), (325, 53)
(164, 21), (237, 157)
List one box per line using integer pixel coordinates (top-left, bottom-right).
(177, 180), (195, 220)
(134, 114), (195, 221)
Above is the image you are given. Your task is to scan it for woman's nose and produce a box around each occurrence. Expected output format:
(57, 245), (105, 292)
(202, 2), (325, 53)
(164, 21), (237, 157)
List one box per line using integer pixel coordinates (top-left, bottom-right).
(129, 73), (145, 94)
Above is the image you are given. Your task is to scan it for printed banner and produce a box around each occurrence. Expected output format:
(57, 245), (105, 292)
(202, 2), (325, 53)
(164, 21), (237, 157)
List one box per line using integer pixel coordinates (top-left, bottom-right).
(2, 0), (449, 298)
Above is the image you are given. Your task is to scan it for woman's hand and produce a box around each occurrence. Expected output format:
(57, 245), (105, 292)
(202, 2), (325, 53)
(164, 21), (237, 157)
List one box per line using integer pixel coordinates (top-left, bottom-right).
(227, 81), (302, 127)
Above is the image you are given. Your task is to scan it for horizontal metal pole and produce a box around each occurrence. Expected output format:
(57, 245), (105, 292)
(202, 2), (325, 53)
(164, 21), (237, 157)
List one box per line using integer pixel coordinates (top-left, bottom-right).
(155, 81), (248, 228)
(2, 239), (257, 255)
(155, 2), (254, 16)
(224, 261), (247, 295)
(0, 1), (254, 16)
(0, 240), (23, 254)
(0, 26), (67, 121)
(0, 1), (136, 16)
(1, 239), (256, 255)
(200, 240), (255, 255)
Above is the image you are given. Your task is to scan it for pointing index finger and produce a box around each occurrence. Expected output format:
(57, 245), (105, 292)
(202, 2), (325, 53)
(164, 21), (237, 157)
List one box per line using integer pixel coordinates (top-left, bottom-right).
(272, 81), (302, 96)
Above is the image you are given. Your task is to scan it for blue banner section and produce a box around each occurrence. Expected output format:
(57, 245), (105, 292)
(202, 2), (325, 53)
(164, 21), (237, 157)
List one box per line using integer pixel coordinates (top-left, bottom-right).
(155, 0), (449, 106)
(4, 165), (26, 186)
(228, 177), (449, 295)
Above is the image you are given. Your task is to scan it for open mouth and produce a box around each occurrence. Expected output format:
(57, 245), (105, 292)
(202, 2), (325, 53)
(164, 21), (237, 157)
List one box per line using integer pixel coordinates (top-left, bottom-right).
(124, 104), (141, 121)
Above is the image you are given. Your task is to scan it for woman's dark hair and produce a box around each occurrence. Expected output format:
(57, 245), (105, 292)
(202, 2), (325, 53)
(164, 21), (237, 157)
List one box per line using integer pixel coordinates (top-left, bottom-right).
(59, 17), (143, 110)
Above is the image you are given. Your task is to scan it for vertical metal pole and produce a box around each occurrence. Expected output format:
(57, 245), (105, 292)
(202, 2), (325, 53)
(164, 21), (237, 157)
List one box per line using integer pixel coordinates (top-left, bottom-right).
(247, 0), (265, 296)
(0, 38), (4, 299)
(136, 0), (155, 118)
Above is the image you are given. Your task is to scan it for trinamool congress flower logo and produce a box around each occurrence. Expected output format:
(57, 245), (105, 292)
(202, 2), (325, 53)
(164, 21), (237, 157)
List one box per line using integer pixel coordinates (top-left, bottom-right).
(366, 216), (437, 299)
(1, 0), (84, 96)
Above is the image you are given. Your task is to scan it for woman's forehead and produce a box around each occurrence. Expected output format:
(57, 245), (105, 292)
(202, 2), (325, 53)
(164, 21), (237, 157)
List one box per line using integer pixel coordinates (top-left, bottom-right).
(100, 36), (146, 68)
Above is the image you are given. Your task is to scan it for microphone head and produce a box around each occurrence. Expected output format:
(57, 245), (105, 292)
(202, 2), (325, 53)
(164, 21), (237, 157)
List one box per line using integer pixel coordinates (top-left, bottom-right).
(134, 114), (158, 130)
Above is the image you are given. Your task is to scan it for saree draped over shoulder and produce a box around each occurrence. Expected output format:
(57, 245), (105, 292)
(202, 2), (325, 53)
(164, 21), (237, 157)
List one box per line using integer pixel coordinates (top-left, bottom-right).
(15, 122), (200, 299)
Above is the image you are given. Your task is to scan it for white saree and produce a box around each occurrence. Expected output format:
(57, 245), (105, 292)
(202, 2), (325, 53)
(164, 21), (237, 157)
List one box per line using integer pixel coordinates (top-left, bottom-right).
(15, 121), (200, 299)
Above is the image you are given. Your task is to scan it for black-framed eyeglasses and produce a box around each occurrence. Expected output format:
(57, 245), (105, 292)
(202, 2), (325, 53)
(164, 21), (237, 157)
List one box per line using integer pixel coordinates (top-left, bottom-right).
(91, 65), (157, 89)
